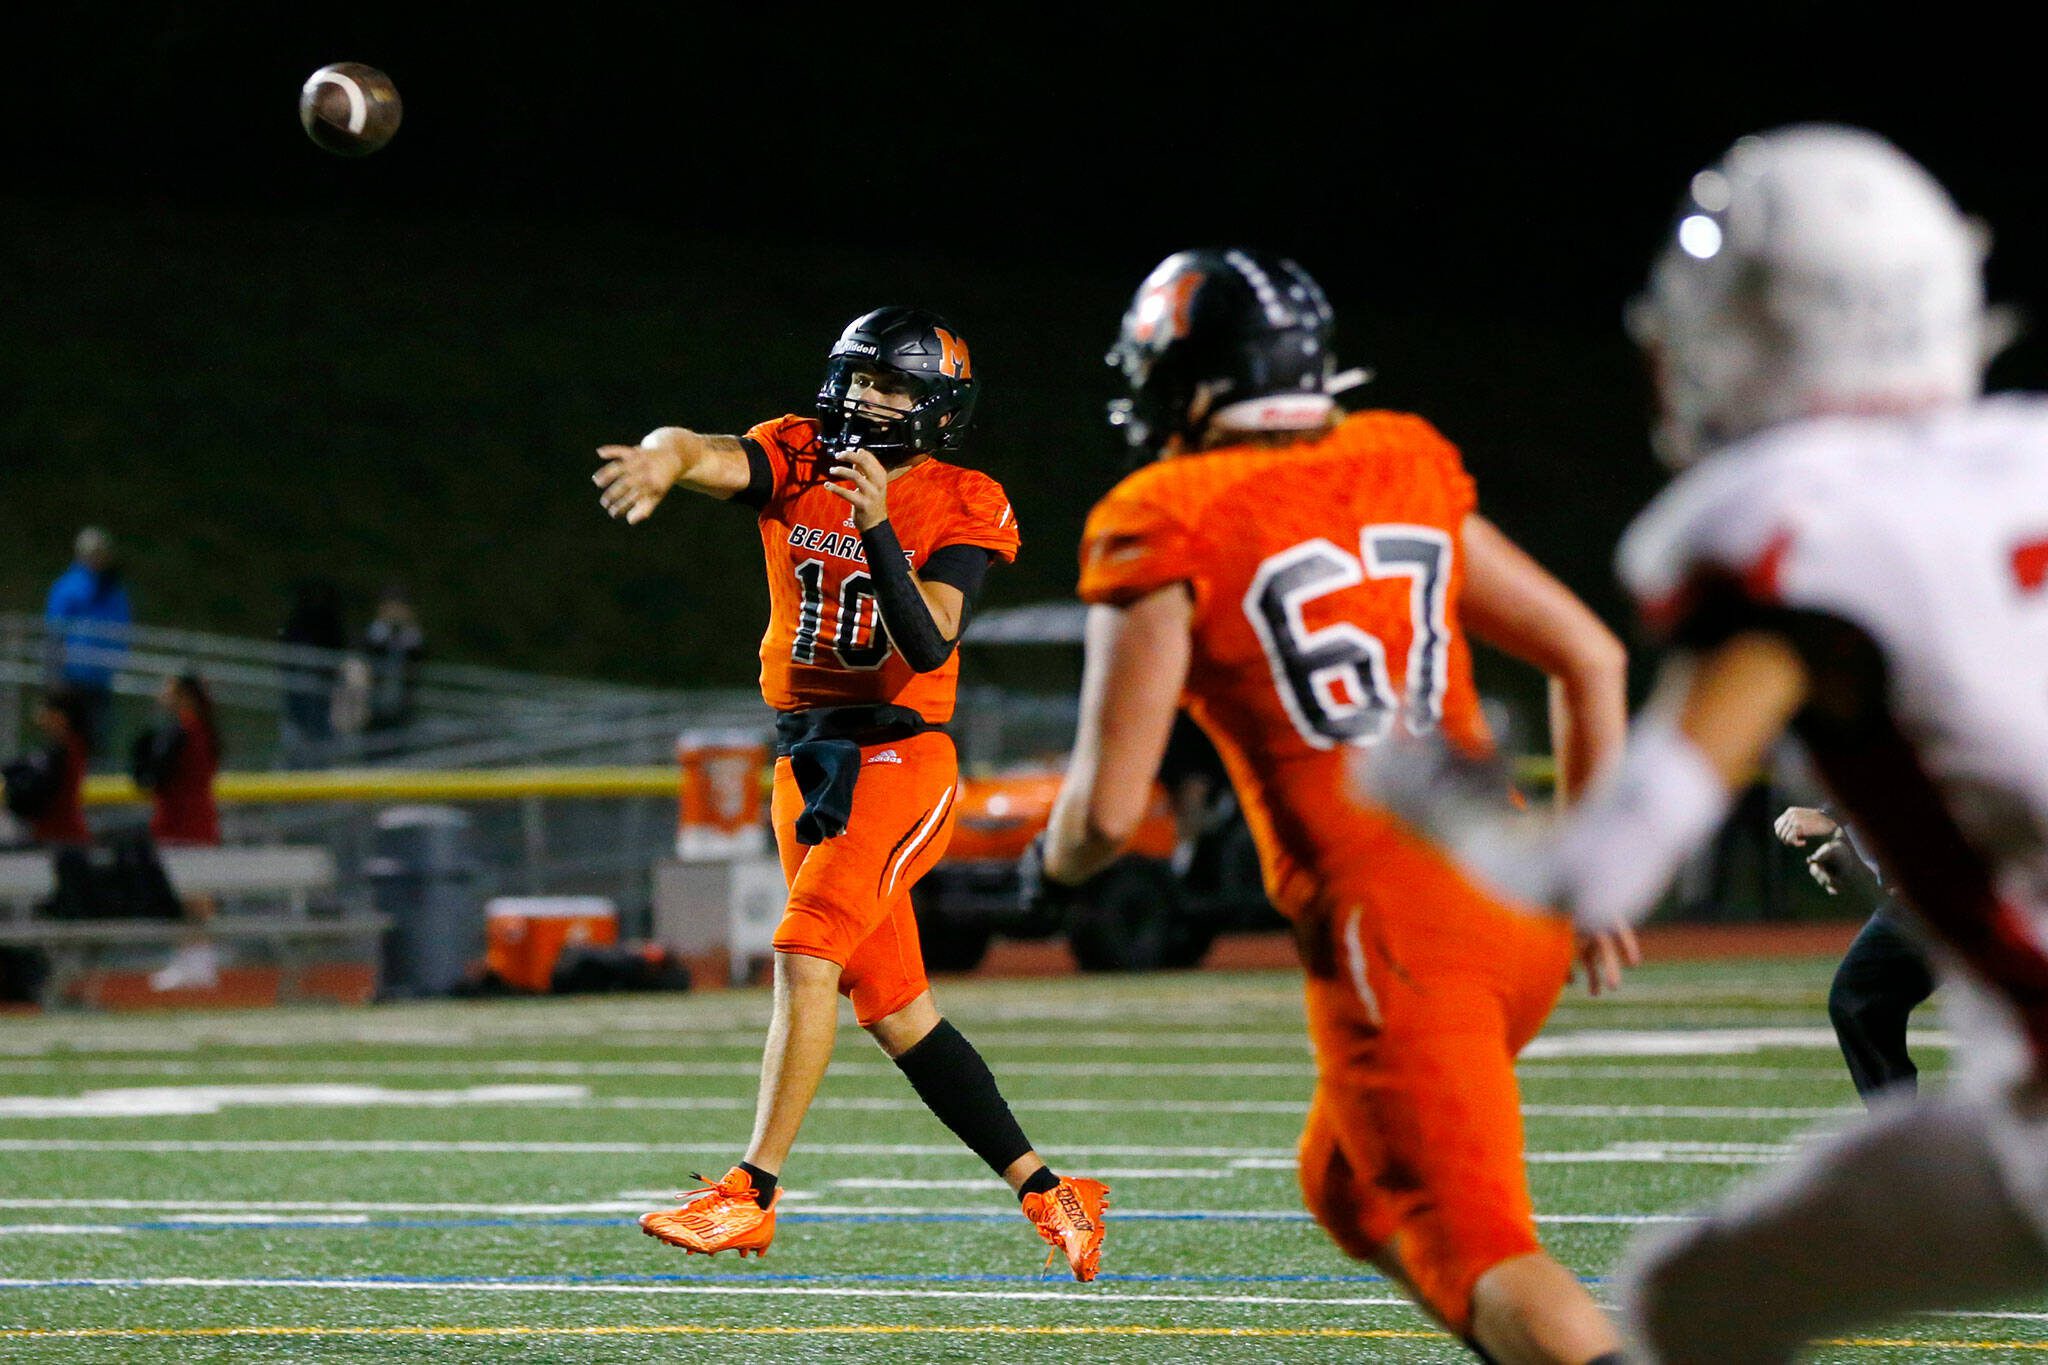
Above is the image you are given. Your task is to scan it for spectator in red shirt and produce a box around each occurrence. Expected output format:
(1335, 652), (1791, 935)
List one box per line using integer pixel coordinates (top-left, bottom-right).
(132, 673), (221, 847)
(2, 689), (92, 847)
(132, 674), (223, 990)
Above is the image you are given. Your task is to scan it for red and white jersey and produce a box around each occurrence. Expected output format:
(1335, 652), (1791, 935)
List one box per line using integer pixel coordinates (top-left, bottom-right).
(1620, 395), (2048, 1099)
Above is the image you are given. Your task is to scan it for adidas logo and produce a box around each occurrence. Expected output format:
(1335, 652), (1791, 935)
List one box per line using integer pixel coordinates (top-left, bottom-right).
(842, 515), (857, 528)
(866, 749), (903, 766)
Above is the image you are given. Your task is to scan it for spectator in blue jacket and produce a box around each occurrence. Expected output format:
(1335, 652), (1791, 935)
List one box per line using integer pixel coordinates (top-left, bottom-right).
(44, 527), (132, 755)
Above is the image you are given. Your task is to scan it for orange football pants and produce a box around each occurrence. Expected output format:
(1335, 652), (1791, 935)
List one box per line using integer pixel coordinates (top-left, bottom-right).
(769, 730), (960, 1026)
(1293, 834), (1574, 1336)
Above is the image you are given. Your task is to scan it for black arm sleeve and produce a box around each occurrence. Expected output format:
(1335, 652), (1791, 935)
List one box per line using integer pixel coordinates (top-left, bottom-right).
(920, 544), (993, 600)
(860, 520), (966, 673)
(729, 437), (775, 511)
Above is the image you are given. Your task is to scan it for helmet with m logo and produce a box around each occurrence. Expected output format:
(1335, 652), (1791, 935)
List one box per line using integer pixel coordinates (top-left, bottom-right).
(816, 306), (980, 465)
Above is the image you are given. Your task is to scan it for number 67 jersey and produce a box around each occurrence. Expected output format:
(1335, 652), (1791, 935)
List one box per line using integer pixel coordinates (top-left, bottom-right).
(1078, 410), (1492, 919)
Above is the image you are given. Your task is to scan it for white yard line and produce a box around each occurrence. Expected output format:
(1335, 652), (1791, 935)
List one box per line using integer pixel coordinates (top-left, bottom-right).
(0, 1199), (644, 1214)
(0, 1025), (1954, 1061)
(0, 1059), (1319, 1079)
(596, 1096), (1311, 1113)
(0, 1059), (1898, 1085)
(1524, 1152), (1781, 1165)
(1520, 1104), (1852, 1120)
(0, 1081), (1859, 1121)
(0, 1197), (1701, 1224)
(2, 1274), (2044, 1328)
(0, 1137), (1807, 1165)
(0, 1139), (1301, 1157)
(0, 1084), (590, 1120)
(1930, 1310), (2048, 1322)
(1522, 1028), (1951, 1058)
(1515, 1065), (1854, 1081)
(845, 1171), (1228, 1188)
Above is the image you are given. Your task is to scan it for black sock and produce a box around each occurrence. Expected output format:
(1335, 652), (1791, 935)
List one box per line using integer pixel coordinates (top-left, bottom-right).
(1016, 1166), (1060, 1202)
(892, 1019), (1037, 1182)
(737, 1161), (778, 1210)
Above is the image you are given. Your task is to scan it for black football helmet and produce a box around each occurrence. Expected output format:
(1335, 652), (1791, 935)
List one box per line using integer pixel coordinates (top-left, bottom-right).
(815, 307), (978, 464)
(1106, 248), (1343, 459)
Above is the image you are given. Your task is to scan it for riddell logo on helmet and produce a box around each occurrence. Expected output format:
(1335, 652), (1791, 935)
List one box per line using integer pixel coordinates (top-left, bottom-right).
(838, 340), (880, 357)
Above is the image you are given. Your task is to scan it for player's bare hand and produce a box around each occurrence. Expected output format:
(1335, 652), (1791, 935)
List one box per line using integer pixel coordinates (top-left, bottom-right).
(594, 441), (683, 524)
(825, 448), (891, 531)
(1772, 806), (1836, 847)
(1574, 926), (1640, 996)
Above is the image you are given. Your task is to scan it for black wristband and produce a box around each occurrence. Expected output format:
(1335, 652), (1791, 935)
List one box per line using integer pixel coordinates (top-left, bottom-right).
(860, 519), (956, 673)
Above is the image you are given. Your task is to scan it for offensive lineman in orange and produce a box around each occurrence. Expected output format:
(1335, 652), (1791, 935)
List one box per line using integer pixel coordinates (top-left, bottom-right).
(1029, 251), (1633, 1360)
(596, 307), (1109, 1278)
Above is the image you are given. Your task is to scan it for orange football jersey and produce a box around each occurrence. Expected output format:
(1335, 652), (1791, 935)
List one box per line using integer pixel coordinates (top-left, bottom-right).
(748, 415), (1020, 721)
(1077, 411), (1489, 918)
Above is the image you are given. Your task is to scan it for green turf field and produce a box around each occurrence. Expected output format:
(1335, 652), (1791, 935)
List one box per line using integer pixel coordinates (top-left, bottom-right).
(0, 956), (2037, 1362)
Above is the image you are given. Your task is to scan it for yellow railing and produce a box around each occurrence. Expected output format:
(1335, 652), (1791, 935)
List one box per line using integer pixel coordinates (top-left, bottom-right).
(83, 754), (1557, 808)
(83, 766), (679, 808)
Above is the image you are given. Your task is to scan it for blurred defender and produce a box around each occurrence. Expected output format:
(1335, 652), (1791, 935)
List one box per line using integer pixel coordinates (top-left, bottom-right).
(1391, 126), (2048, 1362)
(1031, 248), (1631, 1363)
(594, 308), (1108, 1278)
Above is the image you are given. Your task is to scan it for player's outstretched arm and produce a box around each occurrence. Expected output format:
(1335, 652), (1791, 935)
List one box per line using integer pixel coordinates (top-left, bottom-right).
(1042, 586), (1194, 886)
(1458, 514), (1636, 990)
(1458, 515), (1628, 803)
(594, 427), (753, 522)
(1558, 633), (1809, 934)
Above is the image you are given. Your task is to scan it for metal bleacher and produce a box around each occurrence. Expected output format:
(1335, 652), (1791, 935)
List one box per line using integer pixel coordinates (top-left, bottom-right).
(0, 614), (770, 949)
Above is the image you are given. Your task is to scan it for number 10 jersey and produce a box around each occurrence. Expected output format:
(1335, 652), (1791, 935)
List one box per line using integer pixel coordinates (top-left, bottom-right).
(745, 415), (1021, 722)
(1077, 411), (1490, 919)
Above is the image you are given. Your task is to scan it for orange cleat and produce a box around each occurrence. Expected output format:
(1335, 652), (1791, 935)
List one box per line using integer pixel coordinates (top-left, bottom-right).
(1022, 1175), (1110, 1282)
(638, 1167), (779, 1257)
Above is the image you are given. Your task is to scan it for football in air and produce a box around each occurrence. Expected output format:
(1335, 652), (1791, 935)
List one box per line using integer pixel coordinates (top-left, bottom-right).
(299, 63), (403, 157)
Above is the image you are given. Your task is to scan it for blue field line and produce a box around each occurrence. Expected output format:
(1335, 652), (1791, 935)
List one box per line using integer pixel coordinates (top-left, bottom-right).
(362, 1271), (1400, 1287)
(104, 1210), (1322, 1235)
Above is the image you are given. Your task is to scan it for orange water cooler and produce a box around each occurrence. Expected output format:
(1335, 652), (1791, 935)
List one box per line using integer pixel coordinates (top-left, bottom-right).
(485, 897), (619, 993)
(675, 729), (770, 860)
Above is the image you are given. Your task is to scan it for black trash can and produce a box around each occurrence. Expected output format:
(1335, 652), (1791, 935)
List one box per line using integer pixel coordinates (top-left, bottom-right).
(366, 805), (483, 997)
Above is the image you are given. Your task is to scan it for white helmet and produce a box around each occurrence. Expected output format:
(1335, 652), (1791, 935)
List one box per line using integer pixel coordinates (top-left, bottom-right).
(1632, 124), (1989, 467)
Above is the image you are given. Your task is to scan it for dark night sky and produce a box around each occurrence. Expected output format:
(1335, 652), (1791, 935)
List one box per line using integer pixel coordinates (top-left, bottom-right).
(17, 7), (2045, 318)
(4, 5), (2043, 692)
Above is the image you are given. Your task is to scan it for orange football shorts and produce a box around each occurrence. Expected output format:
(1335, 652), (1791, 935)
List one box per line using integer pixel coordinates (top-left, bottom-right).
(1293, 834), (1574, 1336)
(770, 729), (959, 1026)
